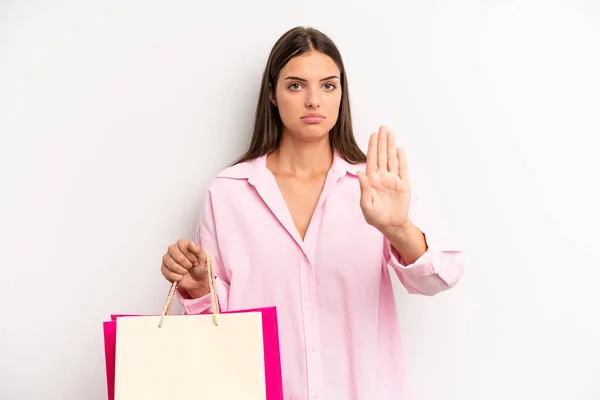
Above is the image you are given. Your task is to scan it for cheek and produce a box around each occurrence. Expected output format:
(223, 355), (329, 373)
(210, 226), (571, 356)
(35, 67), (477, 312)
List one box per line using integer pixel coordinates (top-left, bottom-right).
(276, 94), (300, 121)
(326, 93), (342, 118)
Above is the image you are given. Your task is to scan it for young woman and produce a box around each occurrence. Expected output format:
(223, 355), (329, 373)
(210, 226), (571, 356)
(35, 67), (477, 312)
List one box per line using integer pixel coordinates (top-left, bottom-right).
(160, 26), (464, 399)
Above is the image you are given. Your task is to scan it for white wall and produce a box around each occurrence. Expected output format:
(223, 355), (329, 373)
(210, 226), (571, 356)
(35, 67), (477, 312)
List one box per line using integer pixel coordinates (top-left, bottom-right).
(1, 1), (599, 399)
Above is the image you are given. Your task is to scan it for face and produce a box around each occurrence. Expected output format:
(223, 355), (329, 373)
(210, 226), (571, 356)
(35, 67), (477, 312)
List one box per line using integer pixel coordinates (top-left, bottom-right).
(271, 51), (342, 142)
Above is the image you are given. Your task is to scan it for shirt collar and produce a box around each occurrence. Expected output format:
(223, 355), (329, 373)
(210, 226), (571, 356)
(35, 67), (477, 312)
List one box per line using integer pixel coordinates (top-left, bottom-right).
(331, 152), (364, 178)
(216, 151), (364, 181)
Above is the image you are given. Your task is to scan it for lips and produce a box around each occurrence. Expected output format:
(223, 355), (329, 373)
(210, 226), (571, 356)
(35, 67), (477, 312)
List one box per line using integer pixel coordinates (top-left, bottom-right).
(301, 113), (325, 124)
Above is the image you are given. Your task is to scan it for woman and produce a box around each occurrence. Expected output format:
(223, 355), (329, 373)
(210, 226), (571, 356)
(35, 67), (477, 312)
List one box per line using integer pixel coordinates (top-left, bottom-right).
(160, 26), (464, 399)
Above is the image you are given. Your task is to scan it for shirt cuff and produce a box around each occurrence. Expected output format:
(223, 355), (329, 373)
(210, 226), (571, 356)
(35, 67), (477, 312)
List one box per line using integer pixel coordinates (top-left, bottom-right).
(175, 286), (213, 315)
(387, 230), (462, 288)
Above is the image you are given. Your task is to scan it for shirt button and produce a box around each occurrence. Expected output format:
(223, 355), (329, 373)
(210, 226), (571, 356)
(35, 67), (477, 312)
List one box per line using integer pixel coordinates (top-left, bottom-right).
(307, 302), (313, 308)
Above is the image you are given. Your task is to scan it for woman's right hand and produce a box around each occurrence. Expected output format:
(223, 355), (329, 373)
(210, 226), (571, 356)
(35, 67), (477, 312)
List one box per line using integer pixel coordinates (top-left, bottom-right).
(161, 239), (210, 298)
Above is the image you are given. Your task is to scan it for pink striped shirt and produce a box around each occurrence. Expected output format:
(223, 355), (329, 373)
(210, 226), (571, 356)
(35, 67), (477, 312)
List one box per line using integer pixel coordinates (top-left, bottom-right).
(176, 152), (464, 399)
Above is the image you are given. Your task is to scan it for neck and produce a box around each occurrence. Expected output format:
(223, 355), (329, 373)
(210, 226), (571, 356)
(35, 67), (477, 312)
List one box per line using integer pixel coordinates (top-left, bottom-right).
(267, 131), (333, 177)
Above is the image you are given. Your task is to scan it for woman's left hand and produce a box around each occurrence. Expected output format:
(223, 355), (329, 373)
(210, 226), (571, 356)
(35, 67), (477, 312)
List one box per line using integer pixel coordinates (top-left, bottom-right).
(357, 126), (411, 235)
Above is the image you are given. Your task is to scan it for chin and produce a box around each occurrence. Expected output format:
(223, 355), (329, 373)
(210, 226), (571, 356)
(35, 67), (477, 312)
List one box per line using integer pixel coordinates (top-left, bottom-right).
(294, 124), (333, 142)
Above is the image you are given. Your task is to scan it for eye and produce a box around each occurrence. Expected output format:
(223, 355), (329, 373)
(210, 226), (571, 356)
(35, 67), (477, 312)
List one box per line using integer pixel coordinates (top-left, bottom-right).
(324, 82), (337, 91)
(288, 83), (302, 90)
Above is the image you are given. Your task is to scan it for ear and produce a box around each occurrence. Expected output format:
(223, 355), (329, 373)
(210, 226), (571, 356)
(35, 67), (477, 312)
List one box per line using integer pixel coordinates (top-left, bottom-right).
(269, 83), (277, 107)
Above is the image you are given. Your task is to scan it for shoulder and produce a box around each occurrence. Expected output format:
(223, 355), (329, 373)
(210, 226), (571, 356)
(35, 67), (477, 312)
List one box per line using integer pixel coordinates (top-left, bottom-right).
(215, 160), (254, 180)
(203, 157), (258, 198)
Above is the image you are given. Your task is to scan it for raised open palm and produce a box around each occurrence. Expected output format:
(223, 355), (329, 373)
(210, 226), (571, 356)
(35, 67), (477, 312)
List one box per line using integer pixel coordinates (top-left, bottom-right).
(357, 126), (411, 234)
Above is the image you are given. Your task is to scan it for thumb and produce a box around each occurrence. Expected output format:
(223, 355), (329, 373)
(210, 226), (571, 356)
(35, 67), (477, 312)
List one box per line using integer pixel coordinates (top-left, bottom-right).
(189, 263), (208, 281)
(187, 240), (200, 254)
(357, 171), (372, 210)
(187, 241), (204, 264)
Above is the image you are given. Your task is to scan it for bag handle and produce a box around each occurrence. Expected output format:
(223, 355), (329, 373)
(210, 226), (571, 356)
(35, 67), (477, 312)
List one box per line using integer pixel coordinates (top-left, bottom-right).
(158, 248), (220, 328)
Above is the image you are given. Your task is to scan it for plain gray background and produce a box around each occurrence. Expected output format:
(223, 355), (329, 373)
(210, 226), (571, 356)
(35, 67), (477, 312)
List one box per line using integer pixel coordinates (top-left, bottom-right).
(1, 0), (599, 399)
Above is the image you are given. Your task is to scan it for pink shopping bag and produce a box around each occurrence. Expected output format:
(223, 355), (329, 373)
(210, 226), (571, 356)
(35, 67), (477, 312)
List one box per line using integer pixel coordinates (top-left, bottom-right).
(103, 251), (283, 399)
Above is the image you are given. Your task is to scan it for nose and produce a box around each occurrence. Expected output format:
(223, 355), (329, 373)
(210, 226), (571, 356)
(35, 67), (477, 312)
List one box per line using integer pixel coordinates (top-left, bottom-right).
(305, 87), (320, 108)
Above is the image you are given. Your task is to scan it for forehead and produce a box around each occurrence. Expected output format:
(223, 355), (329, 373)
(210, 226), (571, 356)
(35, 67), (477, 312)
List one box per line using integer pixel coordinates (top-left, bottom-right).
(279, 51), (340, 79)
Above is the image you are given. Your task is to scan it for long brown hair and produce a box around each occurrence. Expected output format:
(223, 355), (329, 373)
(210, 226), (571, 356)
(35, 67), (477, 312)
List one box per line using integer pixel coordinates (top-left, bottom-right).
(233, 26), (366, 165)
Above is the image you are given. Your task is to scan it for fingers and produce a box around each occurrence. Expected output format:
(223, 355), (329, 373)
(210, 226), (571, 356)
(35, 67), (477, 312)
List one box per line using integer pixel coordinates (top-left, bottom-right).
(161, 261), (184, 283)
(387, 129), (398, 173)
(162, 253), (188, 276)
(161, 239), (199, 280)
(168, 242), (193, 269)
(186, 240), (206, 263)
(366, 132), (378, 174)
(188, 242), (208, 282)
(357, 171), (373, 211)
(177, 239), (199, 266)
(196, 245), (207, 265)
(377, 126), (387, 171)
(187, 240), (199, 253)
(368, 126), (399, 173)
(397, 147), (410, 182)
(161, 239), (209, 287)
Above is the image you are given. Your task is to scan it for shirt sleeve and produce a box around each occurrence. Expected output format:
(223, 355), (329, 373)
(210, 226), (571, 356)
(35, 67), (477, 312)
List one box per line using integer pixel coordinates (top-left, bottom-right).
(385, 189), (465, 296)
(175, 190), (230, 313)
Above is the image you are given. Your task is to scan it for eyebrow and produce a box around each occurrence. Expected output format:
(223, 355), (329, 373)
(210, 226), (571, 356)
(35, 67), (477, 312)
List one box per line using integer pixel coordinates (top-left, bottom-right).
(284, 75), (340, 82)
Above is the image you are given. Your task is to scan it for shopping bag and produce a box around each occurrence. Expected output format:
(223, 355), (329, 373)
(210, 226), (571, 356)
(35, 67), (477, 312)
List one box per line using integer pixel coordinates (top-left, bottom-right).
(103, 250), (283, 399)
